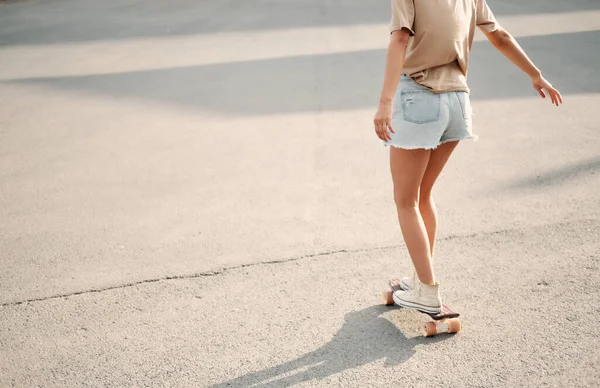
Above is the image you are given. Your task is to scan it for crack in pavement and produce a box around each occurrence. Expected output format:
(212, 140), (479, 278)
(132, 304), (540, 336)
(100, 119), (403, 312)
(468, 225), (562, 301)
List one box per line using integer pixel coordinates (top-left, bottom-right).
(2, 219), (595, 308)
(0, 248), (358, 308)
(3, 247), (356, 308)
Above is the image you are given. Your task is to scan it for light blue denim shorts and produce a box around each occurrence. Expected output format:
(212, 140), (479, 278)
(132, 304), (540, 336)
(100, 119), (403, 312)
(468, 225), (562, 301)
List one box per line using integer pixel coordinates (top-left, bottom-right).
(384, 75), (477, 150)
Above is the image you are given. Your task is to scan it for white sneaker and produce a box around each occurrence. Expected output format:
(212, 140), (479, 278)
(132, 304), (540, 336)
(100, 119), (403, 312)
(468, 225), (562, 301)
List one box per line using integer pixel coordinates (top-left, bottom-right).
(400, 270), (417, 290)
(393, 281), (442, 314)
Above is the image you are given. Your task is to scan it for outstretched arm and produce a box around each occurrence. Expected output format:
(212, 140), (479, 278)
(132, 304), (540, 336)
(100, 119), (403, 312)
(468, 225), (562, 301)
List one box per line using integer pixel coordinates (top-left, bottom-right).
(374, 29), (410, 142)
(484, 27), (563, 106)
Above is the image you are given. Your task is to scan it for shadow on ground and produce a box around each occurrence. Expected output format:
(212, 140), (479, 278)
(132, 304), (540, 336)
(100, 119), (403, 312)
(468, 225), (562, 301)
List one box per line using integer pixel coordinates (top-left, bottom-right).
(503, 157), (600, 191)
(5, 31), (598, 116)
(0, 0), (599, 46)
(210, 305), (449, 388)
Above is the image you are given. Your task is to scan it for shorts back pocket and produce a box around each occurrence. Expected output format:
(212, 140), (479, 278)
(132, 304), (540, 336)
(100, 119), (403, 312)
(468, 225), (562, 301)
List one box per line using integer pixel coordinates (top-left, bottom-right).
(400, 90), (441, 124)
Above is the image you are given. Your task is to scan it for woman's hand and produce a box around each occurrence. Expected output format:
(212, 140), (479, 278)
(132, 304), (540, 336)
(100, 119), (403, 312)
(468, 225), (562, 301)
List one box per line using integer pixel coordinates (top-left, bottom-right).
(532, 74), (563, 107)
(374, 102), (395, 142)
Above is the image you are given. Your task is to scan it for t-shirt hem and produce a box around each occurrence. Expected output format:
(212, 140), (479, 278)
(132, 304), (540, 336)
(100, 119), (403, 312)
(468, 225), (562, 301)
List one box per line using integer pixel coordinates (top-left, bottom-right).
(478, 23), (500, 33)
(389, 25), (415, 36)
(431, 86), (471, 94)
(408, 78), (470, 94)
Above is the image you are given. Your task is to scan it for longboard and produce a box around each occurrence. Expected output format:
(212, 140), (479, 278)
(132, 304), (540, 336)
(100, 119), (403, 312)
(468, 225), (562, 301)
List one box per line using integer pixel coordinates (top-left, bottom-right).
(383, 277), (461, 337)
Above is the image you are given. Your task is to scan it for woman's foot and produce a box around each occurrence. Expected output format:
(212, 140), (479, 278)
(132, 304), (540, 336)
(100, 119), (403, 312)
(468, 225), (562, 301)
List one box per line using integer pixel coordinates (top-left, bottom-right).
(393, 281), (442, 314)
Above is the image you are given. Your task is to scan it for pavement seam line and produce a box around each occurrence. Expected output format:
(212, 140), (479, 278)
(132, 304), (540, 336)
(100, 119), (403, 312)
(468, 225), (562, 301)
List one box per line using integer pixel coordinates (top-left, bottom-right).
(2, 219), (595, 307)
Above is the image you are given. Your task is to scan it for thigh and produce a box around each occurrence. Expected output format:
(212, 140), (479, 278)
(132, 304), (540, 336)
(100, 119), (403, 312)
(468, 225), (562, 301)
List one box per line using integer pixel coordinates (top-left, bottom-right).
(420, 140), (459, 197)
(390, 147), (432, 205)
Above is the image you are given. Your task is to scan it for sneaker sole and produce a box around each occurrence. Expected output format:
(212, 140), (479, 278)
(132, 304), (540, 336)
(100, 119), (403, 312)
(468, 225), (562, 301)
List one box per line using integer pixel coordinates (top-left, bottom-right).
(392, 292), (442, 314)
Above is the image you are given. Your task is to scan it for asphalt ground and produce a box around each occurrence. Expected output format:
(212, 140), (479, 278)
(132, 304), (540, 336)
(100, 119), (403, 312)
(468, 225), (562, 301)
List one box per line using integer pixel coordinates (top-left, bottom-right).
(1, 0), (599, 386)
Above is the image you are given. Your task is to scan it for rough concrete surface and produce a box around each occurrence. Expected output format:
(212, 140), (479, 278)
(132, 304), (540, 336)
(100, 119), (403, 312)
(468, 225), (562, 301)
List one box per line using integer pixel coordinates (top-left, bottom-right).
(1, 0), (599, 387)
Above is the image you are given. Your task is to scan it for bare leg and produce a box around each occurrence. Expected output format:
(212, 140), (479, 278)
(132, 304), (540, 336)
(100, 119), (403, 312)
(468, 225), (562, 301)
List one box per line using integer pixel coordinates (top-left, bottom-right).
(419, 141), (460, 257)
(389, 147), (434, 285)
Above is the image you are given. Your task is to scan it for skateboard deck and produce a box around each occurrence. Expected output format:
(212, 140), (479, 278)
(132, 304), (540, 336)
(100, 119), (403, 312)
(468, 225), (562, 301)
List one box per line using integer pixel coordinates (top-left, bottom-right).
(383, 277), (461, 337)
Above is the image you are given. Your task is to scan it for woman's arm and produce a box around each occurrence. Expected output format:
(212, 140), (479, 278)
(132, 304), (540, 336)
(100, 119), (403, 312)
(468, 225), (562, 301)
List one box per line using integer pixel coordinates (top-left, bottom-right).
(484, 27), (563, 106)
(374, 29), (411, 141)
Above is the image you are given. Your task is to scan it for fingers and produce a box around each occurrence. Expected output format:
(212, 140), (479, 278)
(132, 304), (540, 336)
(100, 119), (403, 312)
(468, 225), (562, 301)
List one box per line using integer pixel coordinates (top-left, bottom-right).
(383, 121), (393, 141)
(385, 125), (393, 141)
(386, 119), (395, 134)
(374, 117), (394, 142)
(552, 88), (563, 106)
(548, 89), (556, 105)
(545, 87), (563, 107)
(534, 77), (563, 106)
(535, 85), (546, 99)
(551, 90), (558, 106)
(373, 120), (383, 141)
(376, 123), (384, 142)
(374, 121), (392, 142)
(536, 84), (563, 107)
(380, 123), (392, 142)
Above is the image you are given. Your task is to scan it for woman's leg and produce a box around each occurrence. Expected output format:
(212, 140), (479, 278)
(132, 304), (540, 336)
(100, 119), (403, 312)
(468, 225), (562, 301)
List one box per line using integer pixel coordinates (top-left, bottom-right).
(390, 142), (459, 313)
(419, 140), (460, 257)
(389, 147), (434, 284)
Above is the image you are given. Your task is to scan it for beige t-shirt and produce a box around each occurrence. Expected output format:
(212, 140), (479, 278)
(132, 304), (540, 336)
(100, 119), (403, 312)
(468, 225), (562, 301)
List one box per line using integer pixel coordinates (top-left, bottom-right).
(390, 0), (500, 93)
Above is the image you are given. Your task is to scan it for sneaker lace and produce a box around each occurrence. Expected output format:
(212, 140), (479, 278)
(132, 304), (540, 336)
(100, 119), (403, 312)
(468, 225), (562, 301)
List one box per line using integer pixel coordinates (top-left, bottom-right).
(412, 280), (422, 296)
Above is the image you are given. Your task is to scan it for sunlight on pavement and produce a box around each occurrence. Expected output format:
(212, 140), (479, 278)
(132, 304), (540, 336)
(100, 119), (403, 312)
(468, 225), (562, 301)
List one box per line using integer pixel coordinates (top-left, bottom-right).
(1, 10), (599, 80)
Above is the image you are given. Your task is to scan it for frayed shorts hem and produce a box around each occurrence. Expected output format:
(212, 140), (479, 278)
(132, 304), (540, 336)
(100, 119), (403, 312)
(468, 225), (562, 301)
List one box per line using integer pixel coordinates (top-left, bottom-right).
(383, 134), (478, 151)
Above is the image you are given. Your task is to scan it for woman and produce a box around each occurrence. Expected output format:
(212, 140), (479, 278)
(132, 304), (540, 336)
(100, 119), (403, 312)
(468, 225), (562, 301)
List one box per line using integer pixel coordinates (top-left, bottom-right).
(374, 0), (562, 313)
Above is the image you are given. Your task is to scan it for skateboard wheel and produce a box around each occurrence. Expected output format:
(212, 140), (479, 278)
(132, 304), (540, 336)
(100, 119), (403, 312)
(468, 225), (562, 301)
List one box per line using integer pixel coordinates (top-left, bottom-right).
(424, 322), (437, 337)
(382, 291), (394, 306)
(447, 318), (461, 333)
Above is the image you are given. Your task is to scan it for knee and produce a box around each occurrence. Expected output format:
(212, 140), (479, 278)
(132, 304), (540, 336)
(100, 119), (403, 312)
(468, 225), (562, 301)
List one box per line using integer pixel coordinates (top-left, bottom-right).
(419, 190), (432, 205)
(393, 189), (419, 210)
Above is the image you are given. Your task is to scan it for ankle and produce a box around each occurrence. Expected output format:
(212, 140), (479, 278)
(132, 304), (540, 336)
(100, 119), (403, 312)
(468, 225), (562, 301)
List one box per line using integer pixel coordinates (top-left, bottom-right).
(418, 278), (436, 286)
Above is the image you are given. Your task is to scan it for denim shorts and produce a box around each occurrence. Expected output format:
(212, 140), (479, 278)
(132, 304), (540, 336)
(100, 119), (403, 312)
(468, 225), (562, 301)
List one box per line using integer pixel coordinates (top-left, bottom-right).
(384, 75), (477, 150)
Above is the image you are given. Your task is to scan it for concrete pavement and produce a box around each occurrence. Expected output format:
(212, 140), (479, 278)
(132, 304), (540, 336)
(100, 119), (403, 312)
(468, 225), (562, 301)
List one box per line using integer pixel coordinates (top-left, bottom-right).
(1, 0), (599, 386)
(2, 220), (599, 386)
